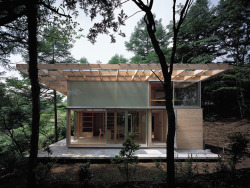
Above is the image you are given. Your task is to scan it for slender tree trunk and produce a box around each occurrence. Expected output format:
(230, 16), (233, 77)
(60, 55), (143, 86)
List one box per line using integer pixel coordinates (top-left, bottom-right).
(54, 89), (58, 142)
(52, 41), (58, 142)
(164, 78), (176, 187)
(130, 1), (192, 187)
(26, 0), (40, 187)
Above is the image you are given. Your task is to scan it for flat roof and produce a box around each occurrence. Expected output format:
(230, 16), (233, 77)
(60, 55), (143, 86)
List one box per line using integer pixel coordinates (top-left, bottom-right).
(16, 63), (233, 95)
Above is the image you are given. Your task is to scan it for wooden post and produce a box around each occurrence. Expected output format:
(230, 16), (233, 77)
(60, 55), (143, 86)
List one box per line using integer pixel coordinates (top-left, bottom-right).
(147, 109), (152, 146)
(114, 112), (117, 143)
(67, 109), (71, 145)
(139, 111), (142, 139)
(161, 110), (164, 141)
(149, 83), (151, 106)
(77, 111), (80, 138)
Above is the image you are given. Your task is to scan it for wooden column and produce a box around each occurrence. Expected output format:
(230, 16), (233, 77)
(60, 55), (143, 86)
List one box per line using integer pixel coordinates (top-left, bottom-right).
(139, 112), (142, 139)
(77, 112), (80, 138)
(67, 109), (71, 146)
(161, 111), (164, 141)
(114, 112), (117, 143)
(147, 109), (152, 146)
(149, 84), (151, 106)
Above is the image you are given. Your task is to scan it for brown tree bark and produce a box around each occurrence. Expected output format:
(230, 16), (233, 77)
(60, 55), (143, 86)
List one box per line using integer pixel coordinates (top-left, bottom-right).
(26, 0), (40, 187)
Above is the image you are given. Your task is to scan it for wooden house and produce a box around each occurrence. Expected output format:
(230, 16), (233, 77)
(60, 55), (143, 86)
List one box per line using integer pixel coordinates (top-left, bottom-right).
(17, 64), (233, 149)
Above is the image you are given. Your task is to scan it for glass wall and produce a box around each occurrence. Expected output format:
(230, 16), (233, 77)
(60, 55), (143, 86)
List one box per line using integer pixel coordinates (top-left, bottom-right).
(68, 109), (147, 146)
(150, 83), (166, 106)
(67, 109), (106, 146)
(128, 111), (147, 145)
(106, 110), (125, 145)
(106, 110), (147, 145)
(174, 82), (200, 107)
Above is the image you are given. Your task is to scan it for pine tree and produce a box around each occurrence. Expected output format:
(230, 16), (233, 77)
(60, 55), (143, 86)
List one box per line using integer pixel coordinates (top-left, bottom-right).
(125, 16), (170, 64)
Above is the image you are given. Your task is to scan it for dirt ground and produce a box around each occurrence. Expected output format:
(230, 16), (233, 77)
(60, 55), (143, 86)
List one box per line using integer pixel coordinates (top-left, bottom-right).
(1, 119), (249, 187)
(46, 119), (250, 186)
(204, 118), (250, 170)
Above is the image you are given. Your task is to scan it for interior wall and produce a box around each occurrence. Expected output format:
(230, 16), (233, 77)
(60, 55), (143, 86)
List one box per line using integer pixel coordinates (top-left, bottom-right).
(163, 110), (168, 142)
(153, 112), (163, 141)
(93, 113), (104, 136)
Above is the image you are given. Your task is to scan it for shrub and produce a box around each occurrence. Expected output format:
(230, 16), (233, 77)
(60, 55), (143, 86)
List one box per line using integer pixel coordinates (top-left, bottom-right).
(227, 132), (249, 170)
(111, 132), (140, 183)
(204, 113), (217, 122)
(78, 162), (93, 187)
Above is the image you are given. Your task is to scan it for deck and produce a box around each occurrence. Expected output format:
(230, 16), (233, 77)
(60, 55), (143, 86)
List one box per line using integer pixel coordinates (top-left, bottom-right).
(37, 139), (219, 161)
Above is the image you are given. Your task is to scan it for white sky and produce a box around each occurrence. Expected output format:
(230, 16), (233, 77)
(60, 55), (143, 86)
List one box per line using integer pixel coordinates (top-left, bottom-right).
(3, 0), (219, 78)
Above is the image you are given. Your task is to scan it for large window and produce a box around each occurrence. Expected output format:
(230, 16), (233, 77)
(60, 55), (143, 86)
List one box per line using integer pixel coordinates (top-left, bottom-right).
(128, 110), (146, 145)
(174, 82), (200, 107)
(68, 109), (106, 146)
(150, 83), (168, 106)
(68, 109), (147, 146)
(106, 110), (125, 145)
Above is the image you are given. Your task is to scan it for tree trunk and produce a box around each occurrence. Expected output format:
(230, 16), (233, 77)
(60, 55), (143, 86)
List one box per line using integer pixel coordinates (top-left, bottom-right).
(165, 79), (176, 187)
(54, 89), (58, 142)
(26, 0), (40, 187)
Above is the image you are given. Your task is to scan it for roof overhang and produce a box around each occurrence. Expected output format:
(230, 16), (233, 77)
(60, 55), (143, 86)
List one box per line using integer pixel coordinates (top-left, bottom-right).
(16, 63), (233, 95)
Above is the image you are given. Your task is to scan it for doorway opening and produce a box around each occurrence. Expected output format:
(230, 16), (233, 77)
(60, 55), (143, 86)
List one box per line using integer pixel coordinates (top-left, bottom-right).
(152, 110), (167, 145)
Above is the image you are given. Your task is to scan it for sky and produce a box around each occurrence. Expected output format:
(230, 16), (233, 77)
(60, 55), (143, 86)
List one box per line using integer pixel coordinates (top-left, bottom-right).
(3, 0), (219, 78)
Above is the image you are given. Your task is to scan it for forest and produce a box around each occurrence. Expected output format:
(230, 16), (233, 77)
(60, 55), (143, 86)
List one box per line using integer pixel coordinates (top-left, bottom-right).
(0, 0), (249, 187)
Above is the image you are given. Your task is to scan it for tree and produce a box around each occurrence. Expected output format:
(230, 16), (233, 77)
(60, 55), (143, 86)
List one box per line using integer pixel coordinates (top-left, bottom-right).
(0, 1), (28, 73)
(215, 0), (249, 66)
(125, 16), (170, 64)
(1, 1), (126, 185)
(0, 0), (72, 186)
(215, 0), (250, 118)
(79, 57), (89, 64)
(36, 24), (77, 142)
(0, 78), (32, 172)
(130, 1), (193, 187)
(108, 54), (128, 64)
(174, 0), (224, 64)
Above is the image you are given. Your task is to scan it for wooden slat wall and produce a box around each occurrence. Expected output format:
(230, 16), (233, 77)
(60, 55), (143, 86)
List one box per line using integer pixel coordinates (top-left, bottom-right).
(176, 109), (203, 149)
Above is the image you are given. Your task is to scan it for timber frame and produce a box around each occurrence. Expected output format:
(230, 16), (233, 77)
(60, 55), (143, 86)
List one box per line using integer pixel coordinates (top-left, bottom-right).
(17, 63), (233, 149)
(16, 64), (233, 95)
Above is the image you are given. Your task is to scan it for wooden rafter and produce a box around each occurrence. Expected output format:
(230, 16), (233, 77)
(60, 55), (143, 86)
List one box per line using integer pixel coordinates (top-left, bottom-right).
(16, 63), (233, 95)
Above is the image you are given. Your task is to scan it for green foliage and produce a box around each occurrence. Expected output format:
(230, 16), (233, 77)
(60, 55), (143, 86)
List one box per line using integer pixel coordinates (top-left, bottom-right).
(202, 64), (250, 118)
(175, 156), (195, 185)
(78, 162), (93, 187)
(0, 77), (67, 175)
(112, 132), (140, 183)
(108, 54), (128, 64)
(33, 161), (55, 185)
(204, 113), (217, 122)
(215, 0), (249, 66)
(125, 16), (170, 64)
(154, 161), (167, 184)
(79, 57), (89, 64)
(227, 132), (249, 169)
(175, 0), (223, 64)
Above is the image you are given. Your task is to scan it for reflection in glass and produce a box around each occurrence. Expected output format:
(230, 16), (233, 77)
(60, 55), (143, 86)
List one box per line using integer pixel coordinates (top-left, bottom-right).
(107, 111), (125, 144)
(71, 109), (106, 146)
(174, 82), (200, 106)
(128, 111), (146, 145)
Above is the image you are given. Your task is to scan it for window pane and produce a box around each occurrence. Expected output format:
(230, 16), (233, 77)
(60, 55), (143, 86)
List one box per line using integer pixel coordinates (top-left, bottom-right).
(174, 82), (200, 106)
(128, 110), (147, 145)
